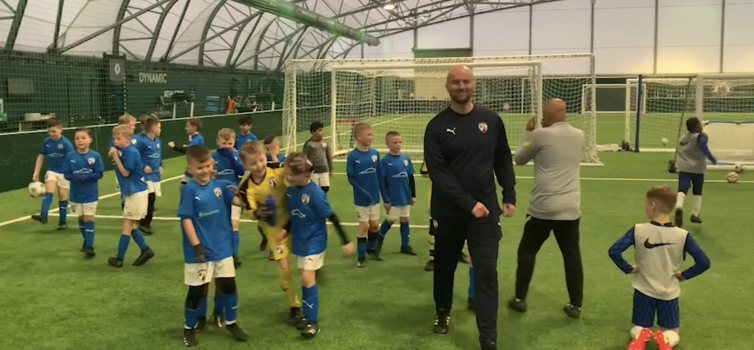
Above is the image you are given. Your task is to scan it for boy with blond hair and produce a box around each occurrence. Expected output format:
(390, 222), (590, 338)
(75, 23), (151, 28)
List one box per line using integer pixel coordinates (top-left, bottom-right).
(237, 141), (304, 326)
(110, 114), (137, 192)
(212, 128), (245, 266)
(609, 185), (711, 350)
(107, 125), (155, 268)
(31, 118), (74, 230)
(63, 128), (104, 257)
(284, 152), (354, 337)
(179, 145), (248, 347)
(346, 122), (388, 268)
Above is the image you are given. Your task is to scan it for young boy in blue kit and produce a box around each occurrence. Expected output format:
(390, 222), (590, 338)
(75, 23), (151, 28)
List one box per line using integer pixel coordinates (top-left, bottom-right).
(31, 118), (74, 229)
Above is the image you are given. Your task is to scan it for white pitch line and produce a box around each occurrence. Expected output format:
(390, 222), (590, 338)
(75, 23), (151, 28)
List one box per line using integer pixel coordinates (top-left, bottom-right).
(3, 170), (750, 229)
(0, 175), (184, 228)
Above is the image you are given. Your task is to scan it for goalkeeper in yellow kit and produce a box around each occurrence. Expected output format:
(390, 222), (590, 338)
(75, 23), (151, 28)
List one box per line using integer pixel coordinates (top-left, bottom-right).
(237, 141), (304, 326)
(421, 160), (475, 310)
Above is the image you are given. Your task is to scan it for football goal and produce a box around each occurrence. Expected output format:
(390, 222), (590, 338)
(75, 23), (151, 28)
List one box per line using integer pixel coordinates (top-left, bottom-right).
(281, 54), (600, 165)
(622, 74), (754, 165)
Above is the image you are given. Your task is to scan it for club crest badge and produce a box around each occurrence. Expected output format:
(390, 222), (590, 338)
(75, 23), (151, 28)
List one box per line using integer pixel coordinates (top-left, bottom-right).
(478, 122), (488, 133)
(371, 155), (377, 163)
(213, 188), (222, 198)
(131, 139), (137, 145)
(432, 219), (438, 229)
(87, 158), (95, 165)
(301, 194), (310, 204)
(157, 144), (160, 149)
(268, 178), (277, 187)
(57, 144), (64, 149)
(403, 160), (409, 167)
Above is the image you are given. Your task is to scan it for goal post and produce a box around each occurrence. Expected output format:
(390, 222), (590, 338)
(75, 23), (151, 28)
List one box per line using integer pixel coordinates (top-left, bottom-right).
(282, 54), (600, 165)
(624, 73), (754, 154)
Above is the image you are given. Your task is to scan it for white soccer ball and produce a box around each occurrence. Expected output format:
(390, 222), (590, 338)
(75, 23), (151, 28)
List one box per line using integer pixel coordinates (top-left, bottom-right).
(28, 181), (45, 198)
(661, 137), (669, 146)
(727, 172), (739, 184)
(735, 164), (746, 174)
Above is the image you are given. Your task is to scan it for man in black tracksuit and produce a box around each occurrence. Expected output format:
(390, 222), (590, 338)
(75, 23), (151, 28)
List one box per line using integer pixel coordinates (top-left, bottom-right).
(423, 65), (517, 350)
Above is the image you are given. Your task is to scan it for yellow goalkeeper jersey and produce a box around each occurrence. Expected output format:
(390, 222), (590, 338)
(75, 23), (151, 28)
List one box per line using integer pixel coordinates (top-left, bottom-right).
(239, 166), (289, 228)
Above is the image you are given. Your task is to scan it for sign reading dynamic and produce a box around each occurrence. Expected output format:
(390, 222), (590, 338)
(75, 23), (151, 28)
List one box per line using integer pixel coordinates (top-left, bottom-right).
(138, 72), (168, 84)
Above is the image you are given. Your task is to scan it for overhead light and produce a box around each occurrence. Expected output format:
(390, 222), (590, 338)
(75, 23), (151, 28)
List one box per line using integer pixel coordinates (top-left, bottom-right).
(382, 2), (396, 10)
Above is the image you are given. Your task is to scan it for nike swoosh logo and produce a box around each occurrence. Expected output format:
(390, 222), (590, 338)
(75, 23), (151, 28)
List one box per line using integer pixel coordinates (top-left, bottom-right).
(644, 238), (673, 249)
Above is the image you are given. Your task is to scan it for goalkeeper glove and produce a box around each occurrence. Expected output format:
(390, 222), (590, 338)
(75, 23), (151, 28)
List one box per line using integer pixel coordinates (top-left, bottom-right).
(192, 244), (206, 263)
(254, 205), (273, 222)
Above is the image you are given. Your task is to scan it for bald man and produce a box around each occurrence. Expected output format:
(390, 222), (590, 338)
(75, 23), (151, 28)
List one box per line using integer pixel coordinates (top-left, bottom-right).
(509, 98), (585, 319)
(423, 66), (516, 350)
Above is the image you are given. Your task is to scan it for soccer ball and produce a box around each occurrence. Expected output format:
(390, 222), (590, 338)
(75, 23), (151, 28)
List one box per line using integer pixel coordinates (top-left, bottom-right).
(28, 181), (45, 198)
(735, 164), (746, 174)
(727, 172), (739, 183)
(661, 137), (669, 146)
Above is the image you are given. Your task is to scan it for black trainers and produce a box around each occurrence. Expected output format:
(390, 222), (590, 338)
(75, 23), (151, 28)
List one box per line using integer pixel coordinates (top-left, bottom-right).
(210, 311), (225, 328)
(368, 248), (383, 261)
(183, 328), (198, 347)
(481, 340), (498, 350)
(467, 298), (477, 311)
(57, 223), (67, 231)
(139, 226), (153, 235)
(80, 243), (85, 252)
(233, 255), (242, 268)
(401, 245), (417, 256)
(424, 260), (435, 271)
(225, 323), (248, 341)
(83, 246), (95, 259)
(507, 298), (527, 313)
(357, 258), (366, 268)
(31, 214), (47, 224)
(433, 313), (450, 334)
(133, 248), (155, 266)
(690, 215), (702, 224)
(194, 317), (206, 333)
(675, 208), (683, 228)
(287, 307), (303, 327)
(301, 321), (319, 338)
(108, 257), (124, 268)
(563, 303), (581, 319)
(295, 316), (308, 330)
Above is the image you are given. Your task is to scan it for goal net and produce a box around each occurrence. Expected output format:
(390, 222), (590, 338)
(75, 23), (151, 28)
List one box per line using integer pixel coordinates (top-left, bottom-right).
(624, 74), (754, 155)
(282, 54), (600, 165)
(703, 121), (754, 169)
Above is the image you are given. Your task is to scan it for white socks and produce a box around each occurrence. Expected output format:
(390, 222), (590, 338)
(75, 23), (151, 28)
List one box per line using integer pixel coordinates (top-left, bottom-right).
(691, 195), (702, 216)
(663, 330), (680, 347)
(630, 326), (644, 338)
(676, 192), (685, 210)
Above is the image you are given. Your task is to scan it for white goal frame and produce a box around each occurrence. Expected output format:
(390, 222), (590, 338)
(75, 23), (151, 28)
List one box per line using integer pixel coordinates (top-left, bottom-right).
(328, 61), (543, 156)
(624, 73), (754, 153)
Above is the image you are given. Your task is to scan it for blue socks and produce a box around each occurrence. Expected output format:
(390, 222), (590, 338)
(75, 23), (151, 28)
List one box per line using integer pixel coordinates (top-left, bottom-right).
(184, 306), (199, 329)
(400, 222), (410, 248)
(40, 193), (53, 218)
(214, 294), (222, 313)
(81, 221), (95, 248)
(302, 285), (319, 323)
(131, 229), (149, 250)
(232, 230), (239, 256)
(468, 267), (475, 299)
(378, 220), (392, 242)
(222, 293), (238, 324)
(357, 237), (367, 259)
(58, 200), (68, 225)
(116, 234), (130, 260)
(367, 230), (379, 250)
(78, 218), (86, 241)
(197, 296), (207, 318)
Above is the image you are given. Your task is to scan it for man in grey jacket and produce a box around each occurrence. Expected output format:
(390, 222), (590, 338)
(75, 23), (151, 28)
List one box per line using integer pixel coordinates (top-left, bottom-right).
(507, 98), (585, 319)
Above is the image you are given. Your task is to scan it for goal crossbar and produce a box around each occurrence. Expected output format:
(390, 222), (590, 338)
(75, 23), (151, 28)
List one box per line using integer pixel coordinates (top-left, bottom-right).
(332, 61), (543, 71)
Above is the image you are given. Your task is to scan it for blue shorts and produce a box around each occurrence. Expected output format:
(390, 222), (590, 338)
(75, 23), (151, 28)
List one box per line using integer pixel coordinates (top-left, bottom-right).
(678, 172), (704, 195)
(632, 289), (680, 329)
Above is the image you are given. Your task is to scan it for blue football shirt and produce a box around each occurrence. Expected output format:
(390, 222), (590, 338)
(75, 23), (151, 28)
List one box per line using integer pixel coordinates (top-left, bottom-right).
(133, 133), (162, 182)
(63, 150), (104, 204)
(381, 153), (415, 207)
(235, 132), (258, 150)
(177, 179), (235, 263)
(40, 136), (74, 173)
(183, 133), (204, 178)
(287, 181), (334, 257)
(267, 154), (286, 162)
(346, 147), (382, 206)
(115, 145), (148, 195)
(212, 148), (242, 185)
